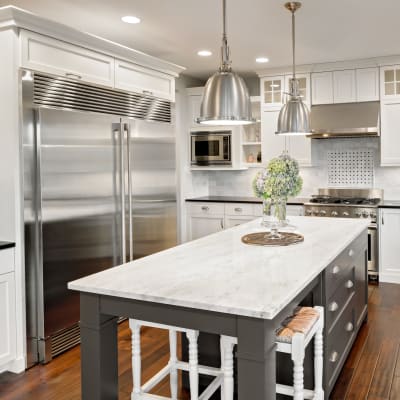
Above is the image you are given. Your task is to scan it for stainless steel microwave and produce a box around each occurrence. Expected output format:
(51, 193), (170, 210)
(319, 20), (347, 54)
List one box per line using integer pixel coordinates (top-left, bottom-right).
(191, 131), (232, 165)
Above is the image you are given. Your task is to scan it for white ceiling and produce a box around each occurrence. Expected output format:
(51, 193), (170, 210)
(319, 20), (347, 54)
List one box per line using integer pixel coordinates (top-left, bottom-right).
(1, 0), (399, 79)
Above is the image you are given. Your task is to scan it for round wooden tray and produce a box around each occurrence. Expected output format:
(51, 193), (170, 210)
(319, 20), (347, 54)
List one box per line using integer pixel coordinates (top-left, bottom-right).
(241, 231), (304, 247)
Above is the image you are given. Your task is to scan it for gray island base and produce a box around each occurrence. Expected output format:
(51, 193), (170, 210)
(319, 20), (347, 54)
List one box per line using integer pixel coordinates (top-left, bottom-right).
(69, 217), (369, 399)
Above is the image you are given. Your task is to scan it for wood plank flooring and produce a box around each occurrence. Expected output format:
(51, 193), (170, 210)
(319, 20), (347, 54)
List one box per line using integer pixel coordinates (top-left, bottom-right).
(0, 283), (399, 400)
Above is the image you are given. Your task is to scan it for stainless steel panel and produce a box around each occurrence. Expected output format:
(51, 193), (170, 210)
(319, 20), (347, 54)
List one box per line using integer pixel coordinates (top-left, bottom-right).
(128, 134), (177, 259)
(368, 227), (378, 275)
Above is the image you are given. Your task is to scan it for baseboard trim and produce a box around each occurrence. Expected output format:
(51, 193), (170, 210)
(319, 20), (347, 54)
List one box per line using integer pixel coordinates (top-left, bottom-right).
(379, 272), (400, 284)
(2, 356), (26, 374)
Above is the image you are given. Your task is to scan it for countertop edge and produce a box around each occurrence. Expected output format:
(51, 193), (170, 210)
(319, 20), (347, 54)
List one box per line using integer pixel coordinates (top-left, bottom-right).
(186, 197), (306, 205)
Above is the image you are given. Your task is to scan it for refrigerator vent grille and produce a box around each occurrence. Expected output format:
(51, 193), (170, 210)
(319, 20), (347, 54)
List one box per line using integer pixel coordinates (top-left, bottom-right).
(33, 73), (171, 123)
(51, 323), (81, 358)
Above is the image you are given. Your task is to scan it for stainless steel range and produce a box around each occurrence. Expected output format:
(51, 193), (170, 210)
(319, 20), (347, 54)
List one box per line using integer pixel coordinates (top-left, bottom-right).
(304, 188), (382, 279)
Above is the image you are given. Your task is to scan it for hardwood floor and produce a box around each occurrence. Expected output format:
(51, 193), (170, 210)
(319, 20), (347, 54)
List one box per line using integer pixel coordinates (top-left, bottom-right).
(0, 283), (399, 400)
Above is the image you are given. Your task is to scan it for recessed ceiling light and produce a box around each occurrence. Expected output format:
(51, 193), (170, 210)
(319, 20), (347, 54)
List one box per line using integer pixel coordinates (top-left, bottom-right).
(197, 50), (212, 57)
(121, 15), (141, 24)
(256, 57), (269, 63)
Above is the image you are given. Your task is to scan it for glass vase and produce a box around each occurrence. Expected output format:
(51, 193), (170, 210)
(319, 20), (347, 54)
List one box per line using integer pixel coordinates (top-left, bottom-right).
(261, 197), (287, 228)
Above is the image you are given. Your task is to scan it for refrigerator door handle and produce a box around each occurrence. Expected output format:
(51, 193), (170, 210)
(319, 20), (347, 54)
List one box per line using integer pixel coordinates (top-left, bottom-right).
(115, 122), (126, 263)
(125, 122), (134, 262)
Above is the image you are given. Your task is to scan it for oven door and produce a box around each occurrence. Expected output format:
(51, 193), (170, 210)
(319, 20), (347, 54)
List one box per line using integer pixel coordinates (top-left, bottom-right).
(191, 134), (229, 164)
(368, 226), (378, 276)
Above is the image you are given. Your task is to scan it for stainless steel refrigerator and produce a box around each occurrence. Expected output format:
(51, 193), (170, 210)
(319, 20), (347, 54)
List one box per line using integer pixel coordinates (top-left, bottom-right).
(22, 72), (177, 366)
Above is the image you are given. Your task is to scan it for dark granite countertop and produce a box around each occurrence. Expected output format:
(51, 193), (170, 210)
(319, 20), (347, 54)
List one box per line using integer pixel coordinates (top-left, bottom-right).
(185, 196), (308, 205)
(378, 200), (400, 208)
(0, 241), (15, 250)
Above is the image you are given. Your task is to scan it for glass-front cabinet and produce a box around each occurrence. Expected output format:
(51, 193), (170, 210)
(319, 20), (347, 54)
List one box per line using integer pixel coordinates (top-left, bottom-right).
(381, 65), (400, 99)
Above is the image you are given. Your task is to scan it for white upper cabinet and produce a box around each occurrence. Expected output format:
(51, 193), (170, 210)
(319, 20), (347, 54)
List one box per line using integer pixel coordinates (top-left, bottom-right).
(188, 95), (202, 128)
(20, 30), (114, 87)
(261, 76), (285, 108)
(333, 70), (356, 103)
(380, 100), (400, 166)
(312, 67), (379, 104)
(380, 65), (400, 100)
(284, 74), (311, 105)
(311, 72), (334, 105)
(261, 109), (285, 162)
(356, 68), (379, 101)
(115, 59), (175, 101)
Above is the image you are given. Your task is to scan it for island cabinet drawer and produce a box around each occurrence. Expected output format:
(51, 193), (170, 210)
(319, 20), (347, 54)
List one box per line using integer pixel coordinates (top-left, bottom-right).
(20, 31), (115, 87)
(189, 202), (225, 216)
(0, 248), (14, 275)
(326, 267), (355, 332)
(325, 232), (366, 299)
(326, 303), (356, 390)
(225, 203), (254, 216)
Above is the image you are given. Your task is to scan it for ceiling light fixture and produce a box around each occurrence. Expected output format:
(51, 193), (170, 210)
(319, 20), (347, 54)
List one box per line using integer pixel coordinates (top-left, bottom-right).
(196, 0), (254, 126)
(198, 50), (212, 57)
(256, 57), (269, 63)
(276, 2), (310, 136)
(121, 15), (141, 24)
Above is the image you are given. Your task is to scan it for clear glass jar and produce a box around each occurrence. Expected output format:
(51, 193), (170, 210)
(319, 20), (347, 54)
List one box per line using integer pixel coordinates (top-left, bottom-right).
(262, 197), (287, 228)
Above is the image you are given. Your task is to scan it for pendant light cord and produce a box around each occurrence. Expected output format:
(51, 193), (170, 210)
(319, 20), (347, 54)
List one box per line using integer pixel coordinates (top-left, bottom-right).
(292, 9), (296, 80)
(220, 0), (231, 72)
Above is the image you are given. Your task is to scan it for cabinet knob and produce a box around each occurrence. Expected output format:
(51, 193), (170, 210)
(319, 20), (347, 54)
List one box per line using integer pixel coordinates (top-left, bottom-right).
(345, 322), (354, 332)
(201, 206), (210, 211)
(348, 249), (355, 257)
(332, 265), (341, 275)
(234, 207), (243, 212)
(345, 280), (354, 289)
(329, 351), (339, 363)
(329, 301), (339, 312)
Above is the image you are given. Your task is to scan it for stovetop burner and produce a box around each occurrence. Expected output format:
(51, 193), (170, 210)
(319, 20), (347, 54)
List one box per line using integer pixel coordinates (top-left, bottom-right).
(309, 195), (381, 206)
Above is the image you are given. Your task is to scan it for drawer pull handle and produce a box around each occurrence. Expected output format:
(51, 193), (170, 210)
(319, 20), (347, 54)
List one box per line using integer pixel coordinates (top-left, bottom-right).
(345, 280), (354, 289)
(65, 72), (82, 79)
(201, 206), (210, 211)
(348, 249), (354, 257)
(345, 322), (354, 332)
(143, 90), (154, 96)
(332, 265), (341, 274)
(220, 219), (224, 229)
(234, 207), (243, 212)
(330, 351), (339, 363)
(329, 302), (339, 312)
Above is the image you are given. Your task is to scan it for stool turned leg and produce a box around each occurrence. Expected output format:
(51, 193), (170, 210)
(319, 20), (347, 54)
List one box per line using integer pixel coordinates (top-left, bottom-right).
(221, 336), (235, 400)
(129, 320), (141, 400)
(186, 330), (199, 400)
(313, 307), (324, 400)
(169, 330), (178, 400)
(220, 337), (226, 400)
(292, 333), (305, 400)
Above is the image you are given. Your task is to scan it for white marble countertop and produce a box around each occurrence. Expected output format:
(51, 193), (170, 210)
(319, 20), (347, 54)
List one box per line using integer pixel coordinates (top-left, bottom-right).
(68, 217), (369, 320)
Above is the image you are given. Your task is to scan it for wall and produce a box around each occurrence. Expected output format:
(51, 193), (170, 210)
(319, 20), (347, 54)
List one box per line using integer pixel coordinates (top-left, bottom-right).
(193, 137), (400, 200)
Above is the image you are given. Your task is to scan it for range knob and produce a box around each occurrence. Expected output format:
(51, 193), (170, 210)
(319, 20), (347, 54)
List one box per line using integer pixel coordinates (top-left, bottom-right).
(362, 210), (369, 218)
(331, 211), (338, 217)
(313, 209), (320, 216)
(342, 211), (350, 217)
(355, 210), (362, 218)
(306, 209), (312, 216)
(320, 210), (327, 216)
(370, 211), (376, 219)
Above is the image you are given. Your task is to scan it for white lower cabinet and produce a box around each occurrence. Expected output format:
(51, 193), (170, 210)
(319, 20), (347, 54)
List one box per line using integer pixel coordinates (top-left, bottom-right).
(188, 202), (304, 240)
(0, 247), (16, 372)
(379, 208), (400, 283)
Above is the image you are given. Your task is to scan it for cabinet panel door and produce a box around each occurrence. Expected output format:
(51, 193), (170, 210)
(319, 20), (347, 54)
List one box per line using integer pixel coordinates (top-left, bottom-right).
(311, 72), (334, 105)
(20, 30), (114, 87)
(379, 209), (400, 283)
(224, 216), (255, 229)
(188, 95), (202, 128)
(380, 101), (400, 166)
(288, 136), (312, 167)
(0, 272), (16, 367)
(261, 110), (286, 162)
(356, 68), (379, 102)
(286, 205), (304, 216)
(115, 59), (175, 101)
(334, 70), (356, 103)
(189, 215), (224, 240)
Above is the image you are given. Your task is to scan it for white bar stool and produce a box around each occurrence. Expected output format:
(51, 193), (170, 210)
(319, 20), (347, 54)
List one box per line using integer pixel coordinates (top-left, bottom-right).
(275, 306), (324, 400)
(129, 319), (229, 400)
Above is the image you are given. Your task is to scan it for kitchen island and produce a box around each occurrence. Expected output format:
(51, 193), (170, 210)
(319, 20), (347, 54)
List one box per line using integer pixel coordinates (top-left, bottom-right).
(68, 216), (369, 399)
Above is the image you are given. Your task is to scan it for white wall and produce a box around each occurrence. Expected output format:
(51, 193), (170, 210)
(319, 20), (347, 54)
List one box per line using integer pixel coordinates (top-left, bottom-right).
(189, 137), (400, 200)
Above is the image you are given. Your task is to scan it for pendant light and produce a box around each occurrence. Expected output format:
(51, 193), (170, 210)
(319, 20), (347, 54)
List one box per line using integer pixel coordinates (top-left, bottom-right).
(196, 0), (254, 126)
(276, 2), (310, 136)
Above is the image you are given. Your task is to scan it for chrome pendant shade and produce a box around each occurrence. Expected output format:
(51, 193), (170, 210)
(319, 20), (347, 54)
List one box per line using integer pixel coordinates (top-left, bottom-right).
(197, 0), (254, 126)
(276, 2), (311, 136)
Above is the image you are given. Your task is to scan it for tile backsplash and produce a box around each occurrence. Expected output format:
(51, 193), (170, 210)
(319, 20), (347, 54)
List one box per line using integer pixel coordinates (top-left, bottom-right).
(189, 138), (400, 200)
